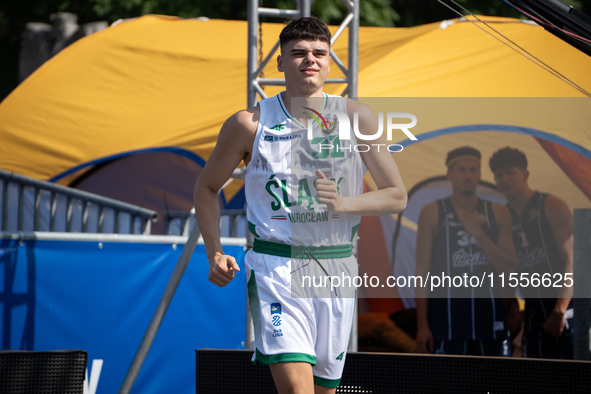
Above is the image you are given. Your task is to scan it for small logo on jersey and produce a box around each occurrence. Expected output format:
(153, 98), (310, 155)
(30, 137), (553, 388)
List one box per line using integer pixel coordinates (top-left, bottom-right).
(273, 328), (283, 337)
(270, 122), (286, 131)
(443, 213), (463, 227)
(527, 209), (539, 222)
(336, 351), (344, 361)
(516, 247), (546, 270)
(270, 303), (282, 315)
(272, 316), (282, 327)
(271, 303), (282, 327)
(452, 249), (488, 268)
(263, 133), (302, 142)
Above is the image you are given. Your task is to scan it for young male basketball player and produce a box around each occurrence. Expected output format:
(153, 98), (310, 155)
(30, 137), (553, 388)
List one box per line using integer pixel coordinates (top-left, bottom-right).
(194, 17), (407, 394)
(415, 147), (516, 356)
(490, 147), (574, 359)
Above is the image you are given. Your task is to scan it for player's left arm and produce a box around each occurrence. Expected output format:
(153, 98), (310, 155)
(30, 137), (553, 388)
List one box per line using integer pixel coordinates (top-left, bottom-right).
(315, 100), (407, 215)
(542, 194), (573, 337)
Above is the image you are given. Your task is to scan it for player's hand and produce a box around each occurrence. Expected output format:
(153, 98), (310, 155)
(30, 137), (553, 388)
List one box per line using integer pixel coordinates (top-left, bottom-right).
(460, 211), (486, 237)
(208, 252), (240, 287)
(542, 310), (566, 337)
(416, 326), (434, 354)
(315, 169), (344, 213)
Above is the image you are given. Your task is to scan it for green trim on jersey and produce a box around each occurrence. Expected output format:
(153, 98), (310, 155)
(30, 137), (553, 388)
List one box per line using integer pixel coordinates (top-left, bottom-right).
(276, 92), (330, 129)
(247, 270), (262, 356)
(248, 221), (260, 238)
(253, 239), (352, 259)
(313, 376), (341, 388)
(350, 223), (360, 242)
(253, 348), (317, 366)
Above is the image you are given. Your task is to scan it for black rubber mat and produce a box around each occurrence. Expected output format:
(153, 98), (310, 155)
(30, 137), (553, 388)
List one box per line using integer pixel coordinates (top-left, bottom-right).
(0, 350), (87, 394)
(196, 349), (591, 393)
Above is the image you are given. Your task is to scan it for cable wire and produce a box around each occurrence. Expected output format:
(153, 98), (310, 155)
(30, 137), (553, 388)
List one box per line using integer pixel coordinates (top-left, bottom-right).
(503, 0), (591, 45)
(436, 0), (591, 97)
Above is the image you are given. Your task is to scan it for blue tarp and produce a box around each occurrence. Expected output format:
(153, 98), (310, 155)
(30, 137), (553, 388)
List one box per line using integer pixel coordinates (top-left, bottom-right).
(0, 237), (246, 393)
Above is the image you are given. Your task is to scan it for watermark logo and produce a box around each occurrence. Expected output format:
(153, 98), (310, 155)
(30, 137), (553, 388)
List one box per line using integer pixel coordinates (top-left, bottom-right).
(304, 108), (418, 153)
(303, 107), (338, 134)
(305, 109), (418, 142)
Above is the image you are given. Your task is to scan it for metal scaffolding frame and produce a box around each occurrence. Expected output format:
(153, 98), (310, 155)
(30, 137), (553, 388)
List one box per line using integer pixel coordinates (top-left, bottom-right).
(247, 0), (360, 107)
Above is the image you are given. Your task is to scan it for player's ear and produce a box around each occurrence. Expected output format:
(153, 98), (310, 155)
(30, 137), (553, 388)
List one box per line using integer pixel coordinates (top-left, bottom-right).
(277, 54), (284, 72)
(523, 169), (530, 182)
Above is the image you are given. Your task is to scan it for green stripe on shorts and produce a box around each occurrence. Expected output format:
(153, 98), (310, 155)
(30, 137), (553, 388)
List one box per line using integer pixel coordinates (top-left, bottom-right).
(253, 348), (316, 366)
(247, 269), (262, 352)
(314, 376), (341, 388)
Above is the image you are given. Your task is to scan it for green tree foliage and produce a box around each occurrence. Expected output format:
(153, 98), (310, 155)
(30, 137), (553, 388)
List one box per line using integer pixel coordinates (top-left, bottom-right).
(0, 0), (589, 101)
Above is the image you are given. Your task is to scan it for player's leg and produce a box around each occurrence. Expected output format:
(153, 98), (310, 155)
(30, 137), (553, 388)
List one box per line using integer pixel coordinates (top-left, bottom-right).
(269, 362), (315, 394)
(314, 384), (336, 394)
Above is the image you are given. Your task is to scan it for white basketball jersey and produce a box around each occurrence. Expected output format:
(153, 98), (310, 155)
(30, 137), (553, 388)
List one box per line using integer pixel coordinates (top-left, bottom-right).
(245, 92), (366, 246)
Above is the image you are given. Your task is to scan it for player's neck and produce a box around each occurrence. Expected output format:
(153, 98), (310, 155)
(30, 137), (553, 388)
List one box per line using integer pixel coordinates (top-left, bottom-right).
(281, 87), (325, 113)
(506, 187), (535, 216)
(450, 192), (479, 211)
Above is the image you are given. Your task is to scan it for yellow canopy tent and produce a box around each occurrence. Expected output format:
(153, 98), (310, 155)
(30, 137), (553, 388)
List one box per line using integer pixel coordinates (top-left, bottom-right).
(1, 15), (590, 310)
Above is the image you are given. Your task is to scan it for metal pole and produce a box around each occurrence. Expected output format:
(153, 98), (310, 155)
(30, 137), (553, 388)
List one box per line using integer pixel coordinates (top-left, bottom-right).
(348, 0), (359, 98)
(573, 208), (591, 360)
(247, 0), (258, 108)
(300, 0), (311, 17)
(245, 228), (255, 349)
(118, 225), (202, 394)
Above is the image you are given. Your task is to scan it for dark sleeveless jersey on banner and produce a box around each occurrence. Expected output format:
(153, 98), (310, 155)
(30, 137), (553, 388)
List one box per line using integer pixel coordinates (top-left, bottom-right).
(508, 191), (573, 328)
(428, 197), (507, 341)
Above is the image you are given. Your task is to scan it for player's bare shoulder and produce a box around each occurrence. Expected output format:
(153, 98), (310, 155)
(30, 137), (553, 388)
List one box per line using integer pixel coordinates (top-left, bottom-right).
(543, 193), (573, 225)
(491, 202), (512, 226)
(419, 201), (439, 230)
(225, 105), (259, 137)
(420, 201), (438, 217)
(544, 194), (569, 212)
(218, 105), (260, 164)
(491, 202), (511, 216)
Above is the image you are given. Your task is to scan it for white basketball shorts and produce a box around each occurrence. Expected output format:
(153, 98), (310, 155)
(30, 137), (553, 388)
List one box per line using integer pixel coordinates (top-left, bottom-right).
(245, 247), (357, 388)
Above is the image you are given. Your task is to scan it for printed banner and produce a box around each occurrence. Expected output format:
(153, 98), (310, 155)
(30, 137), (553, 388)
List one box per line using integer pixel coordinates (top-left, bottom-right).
(0, 237), (246, 394)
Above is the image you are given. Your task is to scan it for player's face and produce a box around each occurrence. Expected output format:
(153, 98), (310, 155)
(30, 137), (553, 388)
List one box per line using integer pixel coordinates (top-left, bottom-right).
(277, 39), (331, 90)
(493, 167), (528, 197)
(447, 159), (480, 196)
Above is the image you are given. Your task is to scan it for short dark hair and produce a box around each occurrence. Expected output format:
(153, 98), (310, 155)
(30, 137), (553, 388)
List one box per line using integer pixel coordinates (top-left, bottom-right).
(446, 146), (481, 169)
(489, 147), (528, 173)
(279, 17), (331, 53)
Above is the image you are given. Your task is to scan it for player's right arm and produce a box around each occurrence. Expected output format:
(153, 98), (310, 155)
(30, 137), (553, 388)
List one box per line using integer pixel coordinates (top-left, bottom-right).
(543, 194), (574, 337)
(193, 107), (259, 287)
(415, 202), (438, 353)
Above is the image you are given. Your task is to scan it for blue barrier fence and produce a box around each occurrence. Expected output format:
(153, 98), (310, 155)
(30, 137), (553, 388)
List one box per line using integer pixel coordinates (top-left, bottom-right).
(0, 235), (247, 394)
